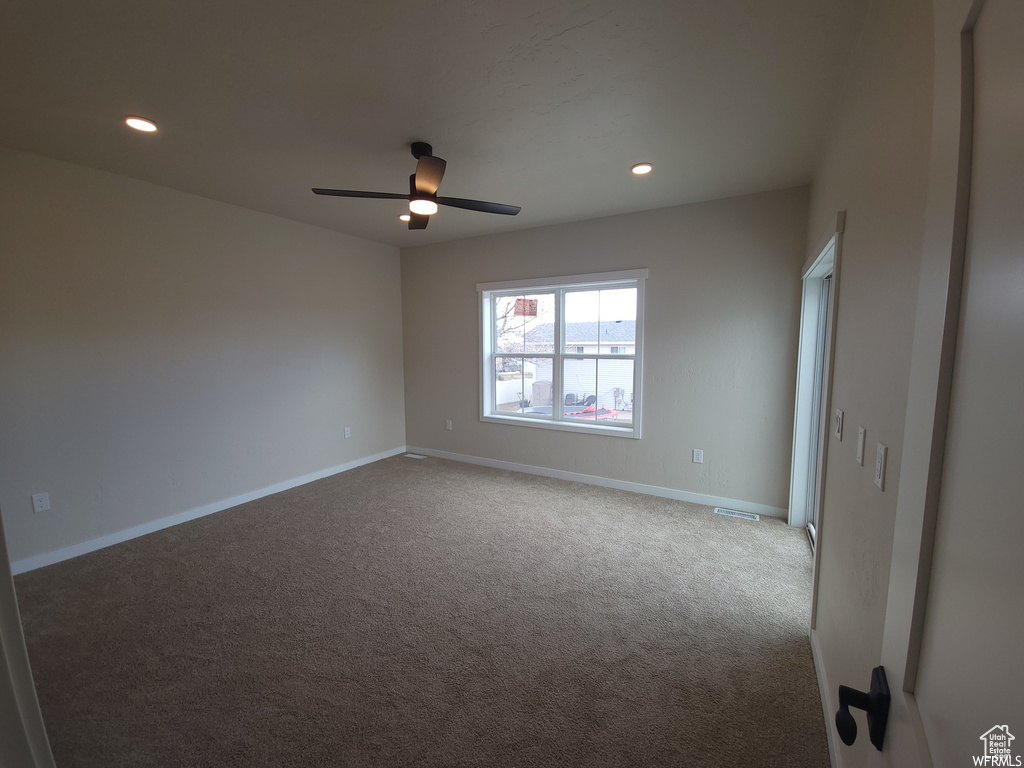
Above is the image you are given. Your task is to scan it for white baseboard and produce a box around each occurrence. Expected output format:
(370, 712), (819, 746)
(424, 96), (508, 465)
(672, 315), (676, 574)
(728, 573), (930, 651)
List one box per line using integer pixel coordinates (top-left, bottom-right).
(14, 445), (787, 575)
(10, 446), (408, 575)
(811, 628), (840, 768)
(405, 446), (788, 519)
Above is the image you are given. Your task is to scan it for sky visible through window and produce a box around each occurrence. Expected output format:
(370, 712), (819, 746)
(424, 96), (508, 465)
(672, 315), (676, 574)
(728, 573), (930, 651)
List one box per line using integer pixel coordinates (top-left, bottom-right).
(565, 288), (636, 323)
(495, 288), (637, 354)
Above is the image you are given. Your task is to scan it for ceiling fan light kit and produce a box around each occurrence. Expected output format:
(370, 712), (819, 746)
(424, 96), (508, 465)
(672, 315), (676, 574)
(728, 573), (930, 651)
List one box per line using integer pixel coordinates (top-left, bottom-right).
(125, 116), (158, 132)
(409, 198), (438, 215)
(313, 142), (521, 230)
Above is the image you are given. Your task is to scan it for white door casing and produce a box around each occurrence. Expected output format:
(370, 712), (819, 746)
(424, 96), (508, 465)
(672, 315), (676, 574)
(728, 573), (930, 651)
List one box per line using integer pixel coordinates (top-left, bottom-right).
(790, 219), (843, 538)
(0, 509), (56, 768)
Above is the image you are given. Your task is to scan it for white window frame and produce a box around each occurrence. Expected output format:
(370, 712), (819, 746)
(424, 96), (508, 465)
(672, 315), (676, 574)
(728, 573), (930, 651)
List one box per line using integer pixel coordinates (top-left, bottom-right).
(478, 269), (646, 439)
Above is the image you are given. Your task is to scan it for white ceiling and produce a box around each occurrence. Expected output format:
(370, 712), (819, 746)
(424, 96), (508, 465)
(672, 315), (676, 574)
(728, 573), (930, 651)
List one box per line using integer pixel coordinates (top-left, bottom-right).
(0, 0), (866, 248)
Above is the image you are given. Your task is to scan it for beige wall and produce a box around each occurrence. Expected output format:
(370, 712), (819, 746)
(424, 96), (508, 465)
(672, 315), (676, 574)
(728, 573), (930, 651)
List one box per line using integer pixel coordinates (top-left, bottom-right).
(402, 187), (808, 511)
(805, 0), (934, 762)
(910, 0), (1024, 761)
(0, 149), (406, 563)
(811, 0), (1024, 762)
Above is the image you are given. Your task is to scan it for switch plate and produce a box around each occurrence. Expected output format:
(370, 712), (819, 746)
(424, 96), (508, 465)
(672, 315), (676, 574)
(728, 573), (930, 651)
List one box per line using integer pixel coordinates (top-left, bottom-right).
(857, 427), (866, 466)
(445, 419), (453, 431)
(874, 443), (887, 490)
(834, 409), (844, 440)
(344, 427), (351, 439)
(32, 492), (50, 513)
(693, 449), (704, 464)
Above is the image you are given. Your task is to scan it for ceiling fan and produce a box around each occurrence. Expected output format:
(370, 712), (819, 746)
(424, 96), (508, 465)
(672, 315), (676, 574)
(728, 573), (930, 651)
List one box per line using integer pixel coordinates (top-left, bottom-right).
(313, 142), (521, 230)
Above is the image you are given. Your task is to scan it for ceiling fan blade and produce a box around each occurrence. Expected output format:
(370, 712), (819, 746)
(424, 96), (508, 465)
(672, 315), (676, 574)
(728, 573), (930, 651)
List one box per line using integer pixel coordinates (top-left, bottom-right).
(414, 155), (447, 195)
(437, 196), (521, 216)
(408, 213), (430, 230)
(312, 189), (409, 200)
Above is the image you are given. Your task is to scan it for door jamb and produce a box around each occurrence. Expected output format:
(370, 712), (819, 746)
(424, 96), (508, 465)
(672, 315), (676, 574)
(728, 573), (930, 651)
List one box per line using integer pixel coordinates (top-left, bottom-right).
(791, 212), (844, 631)
(0, 508), (57, 767)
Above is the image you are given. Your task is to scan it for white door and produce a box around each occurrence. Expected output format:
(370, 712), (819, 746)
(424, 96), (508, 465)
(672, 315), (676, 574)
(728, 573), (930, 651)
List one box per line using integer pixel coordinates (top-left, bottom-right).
(871, 0), (1023, 764)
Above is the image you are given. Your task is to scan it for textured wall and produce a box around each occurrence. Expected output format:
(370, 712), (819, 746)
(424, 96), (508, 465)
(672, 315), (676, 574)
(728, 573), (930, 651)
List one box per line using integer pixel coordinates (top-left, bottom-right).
(402, 187), (808, 511)
(0, 149), (406, 562)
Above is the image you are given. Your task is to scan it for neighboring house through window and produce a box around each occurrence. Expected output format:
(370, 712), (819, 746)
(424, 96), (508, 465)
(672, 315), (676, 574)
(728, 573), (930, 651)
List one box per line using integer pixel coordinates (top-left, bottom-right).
(478, 269), (646, 437)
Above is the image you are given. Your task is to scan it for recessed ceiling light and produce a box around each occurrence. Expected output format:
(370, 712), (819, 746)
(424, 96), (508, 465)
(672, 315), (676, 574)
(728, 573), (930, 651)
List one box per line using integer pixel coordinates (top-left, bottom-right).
(125, 116), (158, 132)
(631, 162), (653, 175)
(409, 198), (438, 216)
(399, 214), (411, 222)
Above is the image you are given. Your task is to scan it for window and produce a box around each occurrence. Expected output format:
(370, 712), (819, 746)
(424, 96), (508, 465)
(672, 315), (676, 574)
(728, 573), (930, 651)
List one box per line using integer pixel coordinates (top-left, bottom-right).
(478, 269), (645, 438)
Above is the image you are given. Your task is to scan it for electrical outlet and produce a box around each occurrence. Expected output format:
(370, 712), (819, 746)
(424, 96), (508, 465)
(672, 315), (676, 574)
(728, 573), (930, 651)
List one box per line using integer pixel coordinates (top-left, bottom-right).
(834, 409), (844, 440)
(874, 443), (887, 490)
(445, 419), (453, 431)
(344, 427), (351, 439)
(32, 492), (50, 513)
(857, 427), (866, 465)
(693, 449), (703, 464)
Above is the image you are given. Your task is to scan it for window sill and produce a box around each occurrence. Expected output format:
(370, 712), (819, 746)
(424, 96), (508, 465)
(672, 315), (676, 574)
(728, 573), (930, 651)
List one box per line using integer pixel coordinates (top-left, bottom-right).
(480, 412), (639, 439)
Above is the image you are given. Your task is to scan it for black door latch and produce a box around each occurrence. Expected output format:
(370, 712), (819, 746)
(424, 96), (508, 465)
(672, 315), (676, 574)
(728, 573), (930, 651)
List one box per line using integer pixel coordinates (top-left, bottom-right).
(836, 666), (891, 751)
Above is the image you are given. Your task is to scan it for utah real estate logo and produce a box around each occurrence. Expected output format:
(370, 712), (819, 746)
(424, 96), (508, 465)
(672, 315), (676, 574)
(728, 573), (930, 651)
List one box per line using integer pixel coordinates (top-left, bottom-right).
(975, 726), (1020, 766)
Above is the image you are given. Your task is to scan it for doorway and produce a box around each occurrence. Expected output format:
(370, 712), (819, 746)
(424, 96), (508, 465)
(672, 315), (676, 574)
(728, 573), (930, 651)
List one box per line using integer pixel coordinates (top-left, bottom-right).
(788, 224), (842, 546)
(805, 273), (832, 545)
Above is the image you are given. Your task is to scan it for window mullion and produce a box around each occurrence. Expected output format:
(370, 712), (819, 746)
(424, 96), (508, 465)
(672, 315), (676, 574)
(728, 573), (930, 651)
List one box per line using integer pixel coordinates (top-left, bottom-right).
(554, 288), (563, 423)
(490, 295), (499, 411)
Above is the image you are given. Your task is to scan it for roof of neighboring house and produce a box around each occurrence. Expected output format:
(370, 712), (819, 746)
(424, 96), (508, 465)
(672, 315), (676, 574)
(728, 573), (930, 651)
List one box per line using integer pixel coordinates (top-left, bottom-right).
(525, 320), (636, 344)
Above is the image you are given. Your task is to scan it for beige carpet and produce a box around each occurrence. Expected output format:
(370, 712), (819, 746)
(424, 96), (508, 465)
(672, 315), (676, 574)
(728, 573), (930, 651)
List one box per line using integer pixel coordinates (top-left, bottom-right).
(15, 456), (828, 767)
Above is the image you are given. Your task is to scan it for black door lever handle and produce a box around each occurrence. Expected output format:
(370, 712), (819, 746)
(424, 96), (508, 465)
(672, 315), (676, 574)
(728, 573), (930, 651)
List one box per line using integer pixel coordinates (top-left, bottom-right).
(836, 666), (891, 751)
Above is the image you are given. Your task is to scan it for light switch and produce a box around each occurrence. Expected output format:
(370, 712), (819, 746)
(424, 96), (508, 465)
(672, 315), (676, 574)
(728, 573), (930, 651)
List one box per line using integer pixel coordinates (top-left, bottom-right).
(857, 427), (866, 465)
(834, 409), (844, 440)
(874, 443), (887, 490)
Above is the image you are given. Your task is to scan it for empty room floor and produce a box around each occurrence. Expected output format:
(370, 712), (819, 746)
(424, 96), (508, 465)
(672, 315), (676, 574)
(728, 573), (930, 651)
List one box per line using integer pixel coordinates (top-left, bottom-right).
(14, 456), (828, 767)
